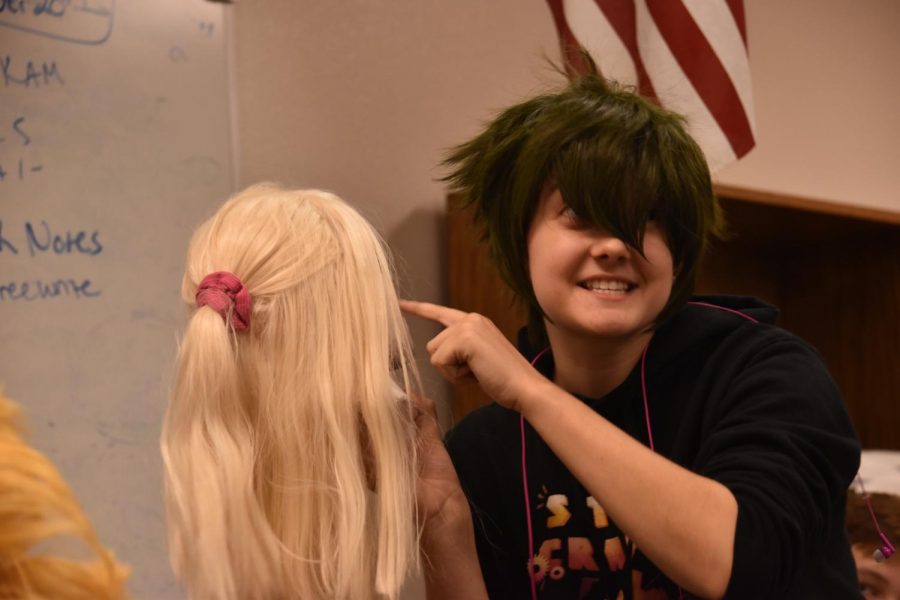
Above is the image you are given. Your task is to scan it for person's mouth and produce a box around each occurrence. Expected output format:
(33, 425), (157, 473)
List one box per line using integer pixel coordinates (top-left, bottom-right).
(579, 278), (636, 294)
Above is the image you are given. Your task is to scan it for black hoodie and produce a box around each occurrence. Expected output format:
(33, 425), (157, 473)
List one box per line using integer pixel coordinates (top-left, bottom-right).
(446, 296), (862, 599)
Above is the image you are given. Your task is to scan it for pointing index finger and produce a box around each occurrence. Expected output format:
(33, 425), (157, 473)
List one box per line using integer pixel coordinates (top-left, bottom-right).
(399, 300), (466, 328)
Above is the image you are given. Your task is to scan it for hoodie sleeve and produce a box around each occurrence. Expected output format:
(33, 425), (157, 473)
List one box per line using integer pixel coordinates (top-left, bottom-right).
(692, 330), (861, 599)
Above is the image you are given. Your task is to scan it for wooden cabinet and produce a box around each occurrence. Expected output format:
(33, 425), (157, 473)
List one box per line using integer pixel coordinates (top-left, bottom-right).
(447, 184), (900, 450)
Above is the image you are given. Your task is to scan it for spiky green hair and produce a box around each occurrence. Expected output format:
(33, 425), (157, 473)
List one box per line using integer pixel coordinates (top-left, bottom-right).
(443, 66), (723, 345)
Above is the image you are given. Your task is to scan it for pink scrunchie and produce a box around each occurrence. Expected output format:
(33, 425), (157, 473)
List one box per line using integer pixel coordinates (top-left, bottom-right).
(195, 271), (252, 332)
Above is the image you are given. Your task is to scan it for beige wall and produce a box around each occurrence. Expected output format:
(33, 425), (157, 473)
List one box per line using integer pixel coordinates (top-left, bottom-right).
(716, 0), (900, 211)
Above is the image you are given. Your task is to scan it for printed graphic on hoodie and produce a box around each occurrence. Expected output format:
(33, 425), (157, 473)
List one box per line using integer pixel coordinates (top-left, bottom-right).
(527, 486), (673, 599)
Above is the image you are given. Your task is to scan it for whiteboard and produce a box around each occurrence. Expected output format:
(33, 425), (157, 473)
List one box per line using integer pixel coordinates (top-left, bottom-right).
(0, 1), (234, 597)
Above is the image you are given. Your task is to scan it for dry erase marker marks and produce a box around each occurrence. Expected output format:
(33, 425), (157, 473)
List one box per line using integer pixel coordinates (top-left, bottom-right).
(0, 0), (115, 46)
(0, 220), (103, 302)
(1, 55), (65, 88)
(0, 116), (43, 183)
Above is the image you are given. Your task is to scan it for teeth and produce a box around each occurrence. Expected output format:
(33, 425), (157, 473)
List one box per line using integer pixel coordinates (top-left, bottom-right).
(584, 280), (630, 292)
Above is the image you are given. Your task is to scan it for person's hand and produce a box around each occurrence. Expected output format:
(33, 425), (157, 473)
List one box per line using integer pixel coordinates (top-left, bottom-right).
(412, 395), (489, 599)
(413, 393), (467, 527)
(400, 300), (545, 412)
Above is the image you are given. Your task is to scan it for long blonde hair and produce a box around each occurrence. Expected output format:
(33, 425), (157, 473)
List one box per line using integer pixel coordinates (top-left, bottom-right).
(161, 184), (421, 599)
(0, 390), (130, 599)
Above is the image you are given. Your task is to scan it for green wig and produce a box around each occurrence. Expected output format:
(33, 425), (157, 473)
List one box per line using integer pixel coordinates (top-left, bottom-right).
(443, 64), (723, 346)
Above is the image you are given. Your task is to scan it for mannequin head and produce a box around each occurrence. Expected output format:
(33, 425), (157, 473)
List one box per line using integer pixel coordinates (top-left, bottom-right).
(162, 184), (420, 599)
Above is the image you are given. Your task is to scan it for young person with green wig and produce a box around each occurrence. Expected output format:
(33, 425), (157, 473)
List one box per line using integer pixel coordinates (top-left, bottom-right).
(406, 67), (862, 599)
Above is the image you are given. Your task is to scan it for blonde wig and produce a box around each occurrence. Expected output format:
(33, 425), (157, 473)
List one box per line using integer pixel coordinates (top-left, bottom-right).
(0, 390), (130, 599)
(161, 184), (421, 599)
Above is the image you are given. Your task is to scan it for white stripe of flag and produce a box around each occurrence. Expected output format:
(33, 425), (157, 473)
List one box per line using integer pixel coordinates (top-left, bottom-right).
(548, 0), (756, 173)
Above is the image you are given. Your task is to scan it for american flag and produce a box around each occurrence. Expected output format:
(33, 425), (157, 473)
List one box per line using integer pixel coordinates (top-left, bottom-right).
(546, 0), (756, 172)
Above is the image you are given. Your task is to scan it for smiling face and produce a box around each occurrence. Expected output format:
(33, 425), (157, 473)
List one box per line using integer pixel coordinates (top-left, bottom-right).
(526, 185), (675, 346)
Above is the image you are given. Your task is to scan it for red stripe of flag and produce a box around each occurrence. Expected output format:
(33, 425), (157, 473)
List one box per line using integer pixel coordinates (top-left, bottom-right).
(546, 0), (594, 75)
(593, 0), (658, 102)
(645, 0), (755, 157)
(725, 0), (748, 47)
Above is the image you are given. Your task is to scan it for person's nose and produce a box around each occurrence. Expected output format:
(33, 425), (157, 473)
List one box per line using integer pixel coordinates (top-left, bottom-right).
(588, 232), (629, 263)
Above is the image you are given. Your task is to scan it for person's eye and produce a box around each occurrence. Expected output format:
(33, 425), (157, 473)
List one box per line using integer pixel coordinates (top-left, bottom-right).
(560, 205), (585, 226)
